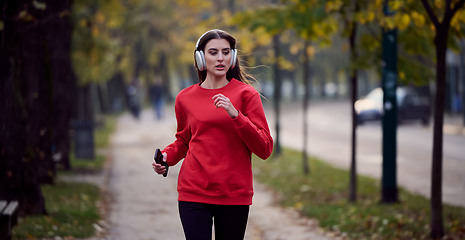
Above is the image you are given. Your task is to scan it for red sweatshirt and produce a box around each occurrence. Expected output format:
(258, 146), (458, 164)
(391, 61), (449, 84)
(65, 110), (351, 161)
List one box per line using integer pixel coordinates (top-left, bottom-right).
(162, 78), (273, 205)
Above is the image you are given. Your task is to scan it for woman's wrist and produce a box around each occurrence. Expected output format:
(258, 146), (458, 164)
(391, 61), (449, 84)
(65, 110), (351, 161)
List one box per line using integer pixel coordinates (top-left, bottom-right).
(231, 109), (239, 119)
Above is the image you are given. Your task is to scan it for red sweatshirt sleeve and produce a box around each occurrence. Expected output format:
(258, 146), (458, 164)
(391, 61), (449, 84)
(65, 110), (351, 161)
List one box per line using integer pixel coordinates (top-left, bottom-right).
(232, 92), (273, 159)
(162, 97), (191, 166)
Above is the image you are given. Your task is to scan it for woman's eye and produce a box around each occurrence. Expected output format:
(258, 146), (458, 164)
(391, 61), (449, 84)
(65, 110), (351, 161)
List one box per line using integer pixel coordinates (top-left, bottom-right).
(209, 51), (217, 55)
(223, 51), (230, 55)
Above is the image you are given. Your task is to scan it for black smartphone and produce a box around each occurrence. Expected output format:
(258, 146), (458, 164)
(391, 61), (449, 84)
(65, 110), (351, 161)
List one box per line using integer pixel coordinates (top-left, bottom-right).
(154, 148), (169, 177)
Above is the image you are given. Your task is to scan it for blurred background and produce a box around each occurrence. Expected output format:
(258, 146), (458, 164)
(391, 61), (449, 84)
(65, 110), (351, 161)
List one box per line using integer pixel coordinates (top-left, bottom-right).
(1, 0), (465, 239)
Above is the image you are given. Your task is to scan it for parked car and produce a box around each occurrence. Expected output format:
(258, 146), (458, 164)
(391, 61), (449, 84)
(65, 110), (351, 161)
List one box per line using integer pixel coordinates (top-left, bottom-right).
(355, 86), (431, 125)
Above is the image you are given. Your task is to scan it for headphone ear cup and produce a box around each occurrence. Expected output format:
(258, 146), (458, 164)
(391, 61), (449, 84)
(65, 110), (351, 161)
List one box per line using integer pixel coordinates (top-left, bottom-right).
(195, 50), (206, 71)
(230, 49), (237, 69)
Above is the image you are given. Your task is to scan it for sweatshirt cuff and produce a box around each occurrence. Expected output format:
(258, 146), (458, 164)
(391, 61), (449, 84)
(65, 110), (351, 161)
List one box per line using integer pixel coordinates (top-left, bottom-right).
(232, 111), (248, 128)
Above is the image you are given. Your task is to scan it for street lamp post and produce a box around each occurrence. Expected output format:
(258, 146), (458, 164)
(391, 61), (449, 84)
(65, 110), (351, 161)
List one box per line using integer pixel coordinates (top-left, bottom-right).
(381, 0), (399, 203)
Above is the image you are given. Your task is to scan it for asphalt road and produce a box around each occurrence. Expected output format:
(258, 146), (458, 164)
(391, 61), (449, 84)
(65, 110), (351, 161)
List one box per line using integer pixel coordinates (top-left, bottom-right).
(264, 99), (465, 207)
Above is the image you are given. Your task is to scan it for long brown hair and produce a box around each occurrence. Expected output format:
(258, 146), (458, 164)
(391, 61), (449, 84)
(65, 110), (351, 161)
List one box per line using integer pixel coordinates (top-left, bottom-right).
(194, 30), (254, 86)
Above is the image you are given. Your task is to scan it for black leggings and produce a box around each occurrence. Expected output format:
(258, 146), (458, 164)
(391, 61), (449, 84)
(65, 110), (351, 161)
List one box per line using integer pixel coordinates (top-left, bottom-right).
(178, 201), (250, 240)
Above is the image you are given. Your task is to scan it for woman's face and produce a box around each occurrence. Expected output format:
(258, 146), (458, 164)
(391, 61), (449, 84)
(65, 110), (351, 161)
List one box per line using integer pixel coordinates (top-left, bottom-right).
(204, 38), (232, 78)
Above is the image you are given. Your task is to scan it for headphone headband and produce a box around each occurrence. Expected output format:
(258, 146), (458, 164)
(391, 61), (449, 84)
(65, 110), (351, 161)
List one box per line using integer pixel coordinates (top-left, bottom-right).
(195, 29), (223, 49)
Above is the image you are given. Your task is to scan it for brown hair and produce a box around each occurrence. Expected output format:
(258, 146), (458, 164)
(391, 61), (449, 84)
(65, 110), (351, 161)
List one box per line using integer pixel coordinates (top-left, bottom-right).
(194, 30), (254, 86)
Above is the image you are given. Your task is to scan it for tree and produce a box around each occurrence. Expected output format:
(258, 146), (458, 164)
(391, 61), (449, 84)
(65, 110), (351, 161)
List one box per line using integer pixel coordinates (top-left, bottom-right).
(285, 0), (336, 173)
(341, 0), (362, 202)
(0, 0), (75, 215)
(418, 0), (465, 238)
(326, 0), (366, 202)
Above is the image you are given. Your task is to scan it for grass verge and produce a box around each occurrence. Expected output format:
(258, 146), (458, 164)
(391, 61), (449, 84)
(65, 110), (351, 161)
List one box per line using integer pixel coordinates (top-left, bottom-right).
(253, 148), (465, 239)
(12, 182), (100, 239)
(12, 115), (117, 239)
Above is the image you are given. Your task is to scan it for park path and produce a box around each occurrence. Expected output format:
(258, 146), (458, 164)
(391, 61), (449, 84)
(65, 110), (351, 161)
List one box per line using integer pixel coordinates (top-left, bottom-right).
(106, 106), (336, 240)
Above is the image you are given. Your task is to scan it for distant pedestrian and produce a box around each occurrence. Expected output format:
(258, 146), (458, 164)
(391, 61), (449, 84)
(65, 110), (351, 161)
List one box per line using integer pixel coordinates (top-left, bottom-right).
(127, 80), (141, 119)
(148, 76), (165, 120)
(152, 29), (273, 240)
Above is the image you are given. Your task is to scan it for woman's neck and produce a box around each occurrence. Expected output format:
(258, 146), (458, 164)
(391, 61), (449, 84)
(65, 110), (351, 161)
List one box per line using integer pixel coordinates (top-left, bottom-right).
(201, 76), (229, 89)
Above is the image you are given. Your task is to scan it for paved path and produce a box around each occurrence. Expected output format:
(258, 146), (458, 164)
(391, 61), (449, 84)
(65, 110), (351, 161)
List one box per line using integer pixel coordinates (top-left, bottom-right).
(107, 107), (334, 240)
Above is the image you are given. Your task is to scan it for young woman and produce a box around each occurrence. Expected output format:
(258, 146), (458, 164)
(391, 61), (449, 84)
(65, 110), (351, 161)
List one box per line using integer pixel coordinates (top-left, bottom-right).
(152, 29), (273, 240)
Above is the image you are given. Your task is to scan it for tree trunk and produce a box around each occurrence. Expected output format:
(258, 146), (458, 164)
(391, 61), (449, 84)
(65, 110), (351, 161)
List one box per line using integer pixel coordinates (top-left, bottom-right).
(48, 0), (75, 170)
(0, 0), (50, 215)
(349, 20), (358, 202)
(419, 0), (465, 237)
(302, 40), (310, 175)
(159, 52), (173, 102)
(430, 26), (448, 239)
(273, 34), (282, 155)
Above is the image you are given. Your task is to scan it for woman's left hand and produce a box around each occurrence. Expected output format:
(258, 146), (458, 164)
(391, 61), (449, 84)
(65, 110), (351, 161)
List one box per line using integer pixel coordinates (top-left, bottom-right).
(212, 94), (238, 119)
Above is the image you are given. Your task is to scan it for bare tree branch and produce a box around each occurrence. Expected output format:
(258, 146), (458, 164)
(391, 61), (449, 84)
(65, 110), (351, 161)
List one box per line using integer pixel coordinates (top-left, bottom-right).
(420, 0), (440, 27)
(451, 0), (465, 13)
(445, 0), (452, 20)
(442, 0), (465, 30)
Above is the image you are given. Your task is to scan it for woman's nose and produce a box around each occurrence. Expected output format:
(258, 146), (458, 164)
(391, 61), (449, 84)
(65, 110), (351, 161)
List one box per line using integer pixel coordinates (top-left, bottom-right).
(217, 53), (224, 61)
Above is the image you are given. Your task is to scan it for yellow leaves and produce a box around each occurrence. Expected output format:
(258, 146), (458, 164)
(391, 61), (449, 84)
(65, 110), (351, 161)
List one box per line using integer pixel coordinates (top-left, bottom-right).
(410, 11), (425, 27)
(79, 19), (87, 28)
(306, 45), (315, 58)
(451, 9), (465, 31)
(289, 42), (301, 55)
(294, 201), (304, 210)
(235, 27), (272, 54)
(176, 0), (211, 12)
(381, 13), (411, 30)
(395, 13), (411, 31)
(59, 10), (70, 18)
(312, 24), (323, 37)
(356, 12), (376, 25)
(279, 56), (295, 71)
(388, 0), (403, 11)
(262, 54), (295, 71)
(288, 42), (315, 58)
(95, 12), (105, 24)
(312, 21), (337, 39)
(100, 0), (125, 29)
(281, 33), (291, 44)
(399, 71), (405, 80)
(384, 17), (396, 29)
(107, 17), (122, 29)
(366, 12), (376, 23)
(91, 26), (100, 37)
(18, 10), (35, 21)
(434, 0), (444, 9)
(255, 28), (272, 46)
(221, 10), (233, 25)
(375, 0), (384, 8)
(325, 0), (342, 12)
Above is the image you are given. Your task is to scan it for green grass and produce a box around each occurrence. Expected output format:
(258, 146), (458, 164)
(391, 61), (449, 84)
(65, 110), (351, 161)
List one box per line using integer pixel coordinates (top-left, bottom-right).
(12, 182), (100, 239)
(66, 152), (107, 172)
(253, 148), (465, 239)
(94, 115), (117, 149)
(12, 115), (117, 239)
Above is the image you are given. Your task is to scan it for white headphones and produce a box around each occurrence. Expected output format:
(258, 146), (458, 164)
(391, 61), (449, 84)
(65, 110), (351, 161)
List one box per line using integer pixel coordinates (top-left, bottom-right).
(194, 29), (237, 71)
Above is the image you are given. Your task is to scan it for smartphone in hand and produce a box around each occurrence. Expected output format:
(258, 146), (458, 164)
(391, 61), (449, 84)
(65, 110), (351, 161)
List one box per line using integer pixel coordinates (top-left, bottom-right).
(154, 148), (169, 177)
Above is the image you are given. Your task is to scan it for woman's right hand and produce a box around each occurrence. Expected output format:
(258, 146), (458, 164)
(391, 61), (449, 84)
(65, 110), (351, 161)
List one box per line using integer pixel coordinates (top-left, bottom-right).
(152, 152), (167, 175)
